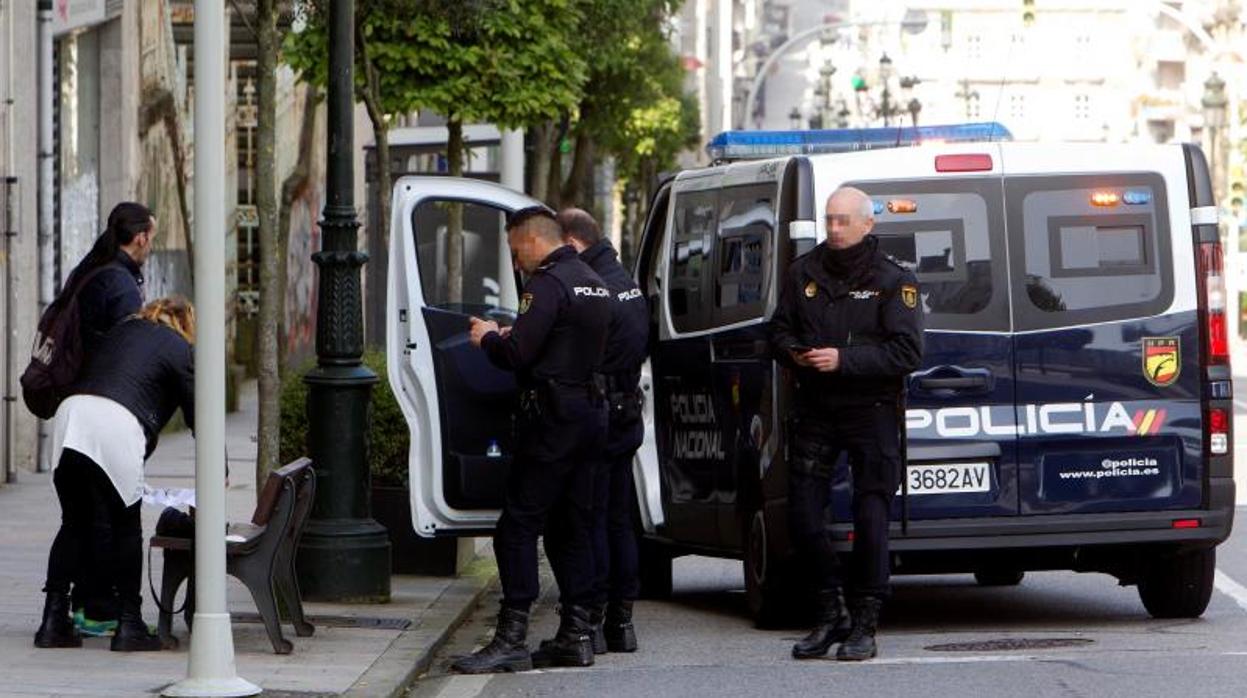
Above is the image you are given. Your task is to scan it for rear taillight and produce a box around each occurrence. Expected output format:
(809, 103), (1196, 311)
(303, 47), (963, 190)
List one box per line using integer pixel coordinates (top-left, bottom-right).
(1171, 518), (1201, 529)
(1208, 407), (1229, 455)
(1198, 241), (1229, 366)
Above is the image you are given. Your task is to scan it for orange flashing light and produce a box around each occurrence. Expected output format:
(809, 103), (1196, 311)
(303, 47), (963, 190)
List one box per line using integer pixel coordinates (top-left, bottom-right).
(887, 199), (918, 214)
(1091, 191), (1120, 207)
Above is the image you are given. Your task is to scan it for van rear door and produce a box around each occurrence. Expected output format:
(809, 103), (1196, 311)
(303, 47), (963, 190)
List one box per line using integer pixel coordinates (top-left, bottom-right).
(832, 144), (1019, 520)
(1001, 145), (1202, 515)
(388, 176), (536, 536)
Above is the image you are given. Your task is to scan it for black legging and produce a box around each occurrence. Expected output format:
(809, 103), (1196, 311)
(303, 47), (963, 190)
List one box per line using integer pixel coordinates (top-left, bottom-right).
(43, 448), (143, 608)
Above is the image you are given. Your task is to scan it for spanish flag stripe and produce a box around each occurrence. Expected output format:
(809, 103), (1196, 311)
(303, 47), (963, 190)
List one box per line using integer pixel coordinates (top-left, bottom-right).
(1137, 410), (1157, 436)
(1150, 409), (1167, 435)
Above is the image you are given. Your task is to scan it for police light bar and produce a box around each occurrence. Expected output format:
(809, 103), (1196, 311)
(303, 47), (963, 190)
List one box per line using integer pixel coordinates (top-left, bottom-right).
(705, 122), (1012, 161)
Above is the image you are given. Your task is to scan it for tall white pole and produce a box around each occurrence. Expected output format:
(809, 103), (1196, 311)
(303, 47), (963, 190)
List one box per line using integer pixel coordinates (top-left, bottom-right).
(498, 129), (523, 309)
(163, 1), (258, 694)
(36, 0), (55, 473)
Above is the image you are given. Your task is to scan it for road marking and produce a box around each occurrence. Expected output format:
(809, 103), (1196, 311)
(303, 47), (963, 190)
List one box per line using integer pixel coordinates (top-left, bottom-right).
(1214, 569), (1247, 614)
(433, 674), (493, 698)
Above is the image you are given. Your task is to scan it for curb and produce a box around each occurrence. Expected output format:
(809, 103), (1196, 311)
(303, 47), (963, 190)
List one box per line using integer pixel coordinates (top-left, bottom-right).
(342, 564), (496, 698)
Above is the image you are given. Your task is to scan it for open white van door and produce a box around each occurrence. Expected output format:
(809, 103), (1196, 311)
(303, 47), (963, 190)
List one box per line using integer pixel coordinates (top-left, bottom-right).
(387, 176), (539, 536)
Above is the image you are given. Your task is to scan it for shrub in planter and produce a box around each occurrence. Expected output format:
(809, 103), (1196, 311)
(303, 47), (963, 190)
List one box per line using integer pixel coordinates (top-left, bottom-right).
(280, 351), (457, 574)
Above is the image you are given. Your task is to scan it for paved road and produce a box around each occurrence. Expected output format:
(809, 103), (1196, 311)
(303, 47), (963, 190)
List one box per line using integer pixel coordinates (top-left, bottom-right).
(408, 376), (1247, 697)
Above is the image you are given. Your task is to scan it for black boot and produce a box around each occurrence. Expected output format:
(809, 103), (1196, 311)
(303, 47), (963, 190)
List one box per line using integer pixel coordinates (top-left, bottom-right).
(34, 591), (82, 648)
(589, 603), (608, 655)
(451, 607), (533, 674)
(792, 589), (852, 659)
(531, 605), (595, 668)
(836, 597), (882, 661)
(604, 600), (637, 653)
(110, 600), (162, 652)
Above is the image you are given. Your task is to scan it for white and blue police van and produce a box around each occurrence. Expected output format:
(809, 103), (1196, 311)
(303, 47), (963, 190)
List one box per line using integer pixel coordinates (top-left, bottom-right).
(387, 122), (1234, 626)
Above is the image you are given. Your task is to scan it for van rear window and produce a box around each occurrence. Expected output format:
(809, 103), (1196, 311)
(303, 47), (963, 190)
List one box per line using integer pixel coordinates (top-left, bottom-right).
(1006, 174), (1172, 330)
(850, 179), (1010, 332)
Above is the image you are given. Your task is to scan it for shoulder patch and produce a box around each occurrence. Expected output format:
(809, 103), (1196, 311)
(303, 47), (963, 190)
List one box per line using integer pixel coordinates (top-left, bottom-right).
(900, 284), (919, 309)
(519, 293), (534, 314)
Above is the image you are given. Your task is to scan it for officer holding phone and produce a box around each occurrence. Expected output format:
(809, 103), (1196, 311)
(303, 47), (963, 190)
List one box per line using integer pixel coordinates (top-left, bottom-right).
(769, 186), (924, 662)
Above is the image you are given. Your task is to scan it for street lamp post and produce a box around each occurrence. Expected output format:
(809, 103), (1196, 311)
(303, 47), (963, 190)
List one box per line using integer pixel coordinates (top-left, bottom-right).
(296, 0), (392, 602)
(789, 106), (803, 130)
(878, 53), (894, 126)
(1203, 71), (1229, 209)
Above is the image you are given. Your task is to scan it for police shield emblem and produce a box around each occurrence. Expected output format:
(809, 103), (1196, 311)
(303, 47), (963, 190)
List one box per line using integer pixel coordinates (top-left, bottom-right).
(519, 293), (533, 314)
(900, 284), (919, 309)
(804, 281), (818, 298)
(1142, 337), (1180, 387)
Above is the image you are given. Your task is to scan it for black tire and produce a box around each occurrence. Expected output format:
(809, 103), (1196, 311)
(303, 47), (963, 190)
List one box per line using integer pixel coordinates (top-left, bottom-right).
(637, 537), (673, 599)
(742, 509), (804, 628)
(974, 569), (1025, 587)
(1138, 547), (1215, 619)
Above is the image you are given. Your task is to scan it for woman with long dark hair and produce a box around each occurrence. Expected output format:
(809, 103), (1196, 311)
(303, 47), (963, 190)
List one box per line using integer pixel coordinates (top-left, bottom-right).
(34, 297), (194, 652)
(67, 201), (156, 353)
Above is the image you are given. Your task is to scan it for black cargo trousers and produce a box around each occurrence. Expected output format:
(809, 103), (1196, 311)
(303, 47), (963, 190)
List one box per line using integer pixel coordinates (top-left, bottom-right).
(495, 385), (607, 611)
(787, 400), (902, 600)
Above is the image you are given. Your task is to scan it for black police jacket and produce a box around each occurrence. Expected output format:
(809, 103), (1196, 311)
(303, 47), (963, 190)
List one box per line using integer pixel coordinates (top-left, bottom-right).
(482, 245), (610, 389)
(72, 316), (194, 458)
(770, 236), (924, 407)
(67, 251), (145, 354)
(580, 241), (649, 391)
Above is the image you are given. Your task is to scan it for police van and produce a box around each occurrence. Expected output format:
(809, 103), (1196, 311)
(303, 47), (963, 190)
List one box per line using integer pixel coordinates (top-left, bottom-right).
(387, 122), (1234, 625)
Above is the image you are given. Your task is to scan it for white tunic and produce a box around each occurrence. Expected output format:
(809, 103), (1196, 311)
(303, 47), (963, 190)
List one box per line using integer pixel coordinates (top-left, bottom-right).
(52, 394), (148, 507)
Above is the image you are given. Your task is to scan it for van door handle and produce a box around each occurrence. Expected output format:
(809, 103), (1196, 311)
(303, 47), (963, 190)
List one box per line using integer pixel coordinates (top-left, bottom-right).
(916, 376), (987, 390)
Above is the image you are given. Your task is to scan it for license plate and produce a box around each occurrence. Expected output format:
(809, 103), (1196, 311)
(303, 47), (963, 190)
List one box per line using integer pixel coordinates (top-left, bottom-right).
(902, 462), (991, 495)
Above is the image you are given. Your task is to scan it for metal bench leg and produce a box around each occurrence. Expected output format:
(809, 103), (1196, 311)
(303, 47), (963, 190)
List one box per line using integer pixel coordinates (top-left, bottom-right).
(157, 549), (191, 649)
(275, 547), (314, 637)
(234, 559), (292, 654)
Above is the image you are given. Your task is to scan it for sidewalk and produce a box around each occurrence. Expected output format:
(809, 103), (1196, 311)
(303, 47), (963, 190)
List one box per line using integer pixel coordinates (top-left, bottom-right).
(0, 381), (495, 697)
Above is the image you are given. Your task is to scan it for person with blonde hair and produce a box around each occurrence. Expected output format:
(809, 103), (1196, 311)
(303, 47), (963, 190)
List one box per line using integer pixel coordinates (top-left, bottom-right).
(35, 297), (195, 652)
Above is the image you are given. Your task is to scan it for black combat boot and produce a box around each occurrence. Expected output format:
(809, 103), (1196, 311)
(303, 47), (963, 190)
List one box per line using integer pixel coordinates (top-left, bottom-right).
(589, 603), (608, 655)
(452, 606), (533, 674)
(34, 591), (82, 648)
(836, 596), (882, 661)
(530, 605), (595, 668)
(792, 589), (852, 659)
(604, 600), (638, 653)
(109, 600), (162, 652)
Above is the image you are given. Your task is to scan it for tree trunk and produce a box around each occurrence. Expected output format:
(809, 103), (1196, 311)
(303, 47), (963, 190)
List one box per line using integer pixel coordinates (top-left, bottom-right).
(560, 126), (594, 208)
(547, 139), (564, 209)
(530, 121), (554, 204)
(447, 118), (465, 304)
(254, 0), (280, 490)
(357, 25), (391, 334)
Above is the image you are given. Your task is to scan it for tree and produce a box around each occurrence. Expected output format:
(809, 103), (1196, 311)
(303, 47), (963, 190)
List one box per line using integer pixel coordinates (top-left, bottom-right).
(286, 0), (587, 302)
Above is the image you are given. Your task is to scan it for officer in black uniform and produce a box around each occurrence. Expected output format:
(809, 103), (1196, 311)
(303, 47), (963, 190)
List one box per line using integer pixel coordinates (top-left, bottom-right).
(553, 208), (649, 654)
(769, 186), (924, 662)
(452, 206), (611, 674)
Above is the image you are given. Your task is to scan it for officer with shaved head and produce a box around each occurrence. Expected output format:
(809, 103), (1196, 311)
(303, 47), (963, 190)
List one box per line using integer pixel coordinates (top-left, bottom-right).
(770, 186), (924, 661)
(455, 206), (611, 674)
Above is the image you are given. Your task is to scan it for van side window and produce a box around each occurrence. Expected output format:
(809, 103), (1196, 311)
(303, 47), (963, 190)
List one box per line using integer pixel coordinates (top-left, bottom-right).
(1006, 174), (1173, 330)
(849, 179), (1009, 332)
(412, 200), (516, 312)
(669, 189), (717, 333)
(714, 184), (775, 324)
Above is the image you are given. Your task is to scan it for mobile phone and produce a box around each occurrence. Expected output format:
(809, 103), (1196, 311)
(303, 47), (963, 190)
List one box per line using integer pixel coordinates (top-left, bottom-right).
(789, 344), (814, 354)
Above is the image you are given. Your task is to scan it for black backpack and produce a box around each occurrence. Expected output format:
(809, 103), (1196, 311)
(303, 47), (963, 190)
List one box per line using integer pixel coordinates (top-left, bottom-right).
(20, 265), (114, 419)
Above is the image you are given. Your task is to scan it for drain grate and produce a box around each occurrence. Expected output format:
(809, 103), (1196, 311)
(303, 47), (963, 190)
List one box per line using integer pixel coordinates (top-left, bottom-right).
(925, 638), (1094, 652)
(232, 612), (412, 630)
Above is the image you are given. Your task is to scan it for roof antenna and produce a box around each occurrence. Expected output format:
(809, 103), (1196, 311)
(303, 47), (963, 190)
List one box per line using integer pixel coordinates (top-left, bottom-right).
(987, 29), (1019, 142)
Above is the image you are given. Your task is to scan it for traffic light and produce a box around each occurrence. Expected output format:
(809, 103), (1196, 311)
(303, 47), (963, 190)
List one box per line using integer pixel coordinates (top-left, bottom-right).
(1022, 0), (1035, 27)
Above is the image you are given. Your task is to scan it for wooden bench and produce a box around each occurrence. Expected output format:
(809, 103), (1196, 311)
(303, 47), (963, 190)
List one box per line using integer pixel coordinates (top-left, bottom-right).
(151, 458), (317, 654)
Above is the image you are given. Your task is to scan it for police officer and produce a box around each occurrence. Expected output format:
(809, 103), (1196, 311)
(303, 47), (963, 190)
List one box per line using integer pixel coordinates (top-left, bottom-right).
(452, 206), (611, 674)
(554, 208), (649, 654)
(769, 186), (924, 662)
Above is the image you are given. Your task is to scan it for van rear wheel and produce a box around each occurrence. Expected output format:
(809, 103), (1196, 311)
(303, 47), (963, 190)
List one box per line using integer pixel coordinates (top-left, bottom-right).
(1138, 547), (1215, 619)
(637, 538), (673, 599)
(743, 509), (803, 628)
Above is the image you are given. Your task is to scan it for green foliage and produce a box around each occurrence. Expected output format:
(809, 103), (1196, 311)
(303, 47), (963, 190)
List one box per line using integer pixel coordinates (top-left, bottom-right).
(285, 0), (587, 130)
(569, 0), (699, 185)
(279, 350), (410, 488)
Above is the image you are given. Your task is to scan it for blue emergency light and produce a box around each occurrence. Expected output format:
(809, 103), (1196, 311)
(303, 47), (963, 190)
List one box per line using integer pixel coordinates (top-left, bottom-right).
(705, 122), (1013, 161)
